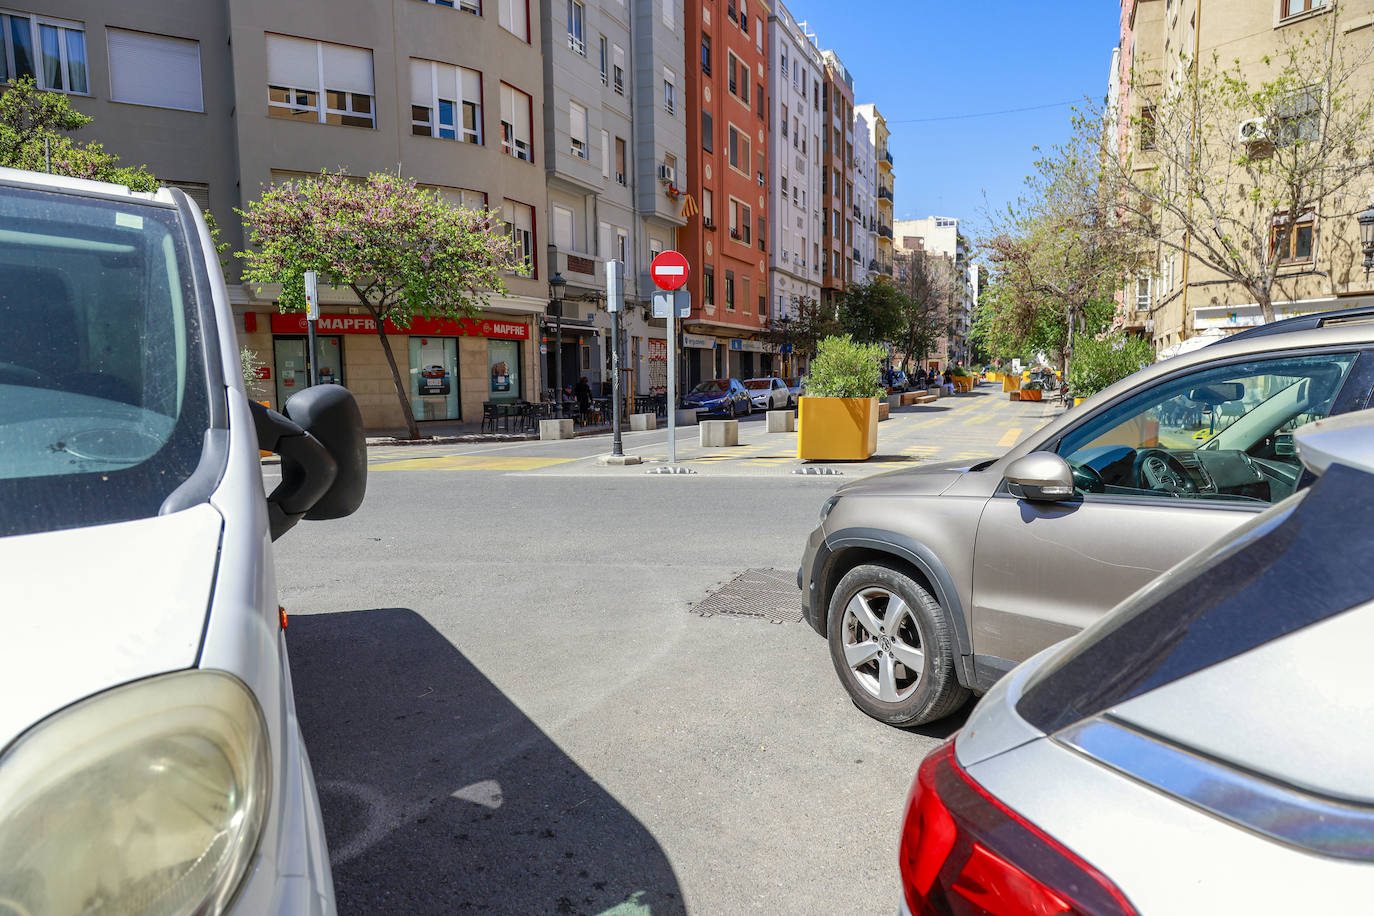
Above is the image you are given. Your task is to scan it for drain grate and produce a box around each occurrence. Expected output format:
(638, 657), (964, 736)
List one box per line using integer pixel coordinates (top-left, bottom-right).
(690, 568), (803, 624)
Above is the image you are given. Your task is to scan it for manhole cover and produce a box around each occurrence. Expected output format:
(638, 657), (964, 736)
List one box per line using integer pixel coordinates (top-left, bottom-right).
(690, 568), (803, 624)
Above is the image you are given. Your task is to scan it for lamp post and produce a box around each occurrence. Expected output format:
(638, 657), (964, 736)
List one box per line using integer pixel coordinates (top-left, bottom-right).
(778, 313), (793, 377)
(1359, 204), (1374, 281)
(549, 272), (567, 406)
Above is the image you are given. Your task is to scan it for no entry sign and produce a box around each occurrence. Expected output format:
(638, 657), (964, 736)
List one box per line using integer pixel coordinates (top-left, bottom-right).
(649, 250), (690, 291)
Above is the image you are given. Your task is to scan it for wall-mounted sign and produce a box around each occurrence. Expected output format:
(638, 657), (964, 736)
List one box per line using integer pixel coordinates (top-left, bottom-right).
(270, 313), (530, 339)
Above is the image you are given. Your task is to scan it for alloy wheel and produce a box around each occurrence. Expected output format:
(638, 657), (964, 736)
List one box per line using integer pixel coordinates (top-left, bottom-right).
(840, 586), (926, 703)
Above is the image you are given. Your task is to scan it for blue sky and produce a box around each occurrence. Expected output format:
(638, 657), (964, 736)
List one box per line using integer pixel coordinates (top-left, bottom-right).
(792, 1), (1121, 237)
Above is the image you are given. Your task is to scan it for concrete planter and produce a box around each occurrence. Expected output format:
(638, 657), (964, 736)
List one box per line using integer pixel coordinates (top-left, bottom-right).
(699, 419), (739, 447)
(675, 408), (698, 426)
(766, 410), (796, 433)
(878, 401), (891, 421)
(540, 418), (575, 439)
(797, 396), (879, 461)
(629, 412), (657, 431)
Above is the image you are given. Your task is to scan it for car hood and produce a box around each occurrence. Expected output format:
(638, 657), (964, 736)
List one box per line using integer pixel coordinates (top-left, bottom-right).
(0, 504), (222, 749)
(832, 459), (973, 499)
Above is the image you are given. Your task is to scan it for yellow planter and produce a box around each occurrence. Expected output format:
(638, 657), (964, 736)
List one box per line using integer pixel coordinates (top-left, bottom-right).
(797, 396), (879, 461)
(1019, 388), (1043, 401)
(953, 375), (975, 392)
(1002, 376), (1021, 392)
(1074, 397), (1086, 406)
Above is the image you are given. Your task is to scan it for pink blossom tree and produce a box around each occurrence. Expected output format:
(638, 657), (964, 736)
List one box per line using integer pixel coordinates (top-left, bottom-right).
(239, 171), (521, 439)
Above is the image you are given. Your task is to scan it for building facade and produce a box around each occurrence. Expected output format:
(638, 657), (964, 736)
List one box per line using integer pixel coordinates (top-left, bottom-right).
(766, 0), (823, 374)
(852, 107), (878, 282)
(33, 0), (551, 429)
(540, 0), (686, 399)
(855, 103), (893, 276)
(818, 49), (853, 309)
(682, 0), (773, 385)
(894, 216), (976, 368)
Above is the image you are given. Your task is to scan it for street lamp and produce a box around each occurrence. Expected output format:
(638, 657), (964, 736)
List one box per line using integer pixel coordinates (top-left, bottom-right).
(549, 271), (567, 404)
(778, 313), (793, 377)
(1359, 204), (1374, 281)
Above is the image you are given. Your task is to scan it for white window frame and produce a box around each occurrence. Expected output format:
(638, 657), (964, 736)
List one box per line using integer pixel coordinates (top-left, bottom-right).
(411, 58), (482, 144)
(497, 0), (529, 41)
(268, 35), (375, 128)
(600, 128), (610, 177)
(569, 101), (588, 159)
(1, 10), (88, 94)
(567, 0), (586, 56)
(663, 68), (675, 115)
(612, 44), (625, 96)
(500, 82), (533, 162)
(419, 0), (481, 12)
(503, 200), (535, 276)
(553, 204), (575, 250)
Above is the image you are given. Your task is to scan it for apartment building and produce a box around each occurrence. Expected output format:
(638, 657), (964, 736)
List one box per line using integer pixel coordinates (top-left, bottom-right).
(894, 216), (976, 368)
(819, 49), (853, 309)
(766, 1), (822, 348)
(852, 108), (878, 282)
(856, 102), (894, 276)
(28, 0), (550, 429)
(1117, 0), (1374, 349)
(682, 0), (772, 385)
(540, 0), (686, 398)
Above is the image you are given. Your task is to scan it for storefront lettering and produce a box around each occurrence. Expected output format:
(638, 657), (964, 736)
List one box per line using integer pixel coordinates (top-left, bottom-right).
(270, 313), (530, 339)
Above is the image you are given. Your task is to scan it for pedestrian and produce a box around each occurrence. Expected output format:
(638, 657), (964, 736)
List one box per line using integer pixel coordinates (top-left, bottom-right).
(574, 376), (592, 416)
(942, 368), (955, 395)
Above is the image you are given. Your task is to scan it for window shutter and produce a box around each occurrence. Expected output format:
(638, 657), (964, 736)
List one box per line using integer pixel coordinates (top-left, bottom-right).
(108, 29), (203, 112)
(460, 67), (481, 105)
(600, 129), (610, 177)
(613, 44), (625, 70)
(514, 88), (531, 138)
(266, 34), (317, 89)
(569, 102), (586, 141)
(410, 59), (432, 107)
(322, 43), (373, 95)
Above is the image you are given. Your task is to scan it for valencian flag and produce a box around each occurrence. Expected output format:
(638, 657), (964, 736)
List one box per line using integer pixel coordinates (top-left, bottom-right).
(680, 193), (699, 220)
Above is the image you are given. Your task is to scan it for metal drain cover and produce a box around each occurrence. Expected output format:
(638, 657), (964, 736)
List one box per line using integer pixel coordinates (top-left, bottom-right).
(690, 568), (803, 624)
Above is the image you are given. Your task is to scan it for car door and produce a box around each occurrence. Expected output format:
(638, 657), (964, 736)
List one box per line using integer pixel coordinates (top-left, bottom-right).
(970, 349), (1371, 665)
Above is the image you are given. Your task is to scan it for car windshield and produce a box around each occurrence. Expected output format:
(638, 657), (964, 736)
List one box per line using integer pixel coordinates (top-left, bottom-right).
(0, 185), (211, 537)
(744, 379), (771, 390)
(691, 380), (729, 393)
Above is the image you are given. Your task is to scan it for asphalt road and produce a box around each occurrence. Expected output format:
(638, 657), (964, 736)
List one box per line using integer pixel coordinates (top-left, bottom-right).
(269, 389), (1058, 915)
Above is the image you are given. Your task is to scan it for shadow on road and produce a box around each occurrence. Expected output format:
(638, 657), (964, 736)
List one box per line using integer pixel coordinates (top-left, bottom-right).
(288, 608), (685, 916)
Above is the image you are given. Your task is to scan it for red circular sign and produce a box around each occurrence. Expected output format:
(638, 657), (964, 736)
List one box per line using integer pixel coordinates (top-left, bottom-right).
(650, 250), (691, 291)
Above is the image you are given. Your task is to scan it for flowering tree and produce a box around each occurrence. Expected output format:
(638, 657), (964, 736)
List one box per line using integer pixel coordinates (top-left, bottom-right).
(239, 171), (521, 439)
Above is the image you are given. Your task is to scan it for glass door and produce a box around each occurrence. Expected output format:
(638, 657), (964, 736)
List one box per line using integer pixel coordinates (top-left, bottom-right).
(409, 336), (460, 420)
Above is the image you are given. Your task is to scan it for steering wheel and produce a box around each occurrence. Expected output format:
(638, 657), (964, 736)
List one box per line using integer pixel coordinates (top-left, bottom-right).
(0, 361), (48, 387)
(1134, 448), (1196, 496)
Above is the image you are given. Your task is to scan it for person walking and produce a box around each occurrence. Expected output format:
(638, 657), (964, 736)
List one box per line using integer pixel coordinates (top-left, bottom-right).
(574, 376), (592, 420)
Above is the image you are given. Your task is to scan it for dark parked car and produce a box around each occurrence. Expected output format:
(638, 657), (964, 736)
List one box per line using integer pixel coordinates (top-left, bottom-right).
(682, 378), (752, 418)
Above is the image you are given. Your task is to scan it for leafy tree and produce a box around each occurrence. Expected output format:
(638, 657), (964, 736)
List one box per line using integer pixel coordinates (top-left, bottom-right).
(239, 170), (521, 439)
(760, 295), (838, 369)
(836, 277), (904, 346)
(1109, 12), (1374, 324)
(892, 249), (954, 372)
(0, 78), (157, 190)
(1068, 332), (1155, 398)
(805, 334), (887, 399)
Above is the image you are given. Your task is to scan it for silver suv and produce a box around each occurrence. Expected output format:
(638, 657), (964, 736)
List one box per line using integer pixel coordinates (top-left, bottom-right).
(799, 314), (1374, 726)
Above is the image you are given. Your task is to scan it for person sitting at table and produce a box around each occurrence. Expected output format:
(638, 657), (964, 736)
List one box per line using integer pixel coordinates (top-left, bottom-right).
(941, 368), (956, 395)
(574, 376), (592, 415)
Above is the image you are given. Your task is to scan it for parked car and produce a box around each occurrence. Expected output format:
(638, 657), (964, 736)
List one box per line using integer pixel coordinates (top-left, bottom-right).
(799, 314), (1374, 726)
(682, 378), (753, 418)
(898, 408), (1374, 915)
(744, 377), (790, 411)
(0, 168), (366, 915)
(784, 377), (805, 407)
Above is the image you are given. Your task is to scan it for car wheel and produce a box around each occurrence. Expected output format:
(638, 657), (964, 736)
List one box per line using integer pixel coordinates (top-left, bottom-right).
(826, 563), (970, 727)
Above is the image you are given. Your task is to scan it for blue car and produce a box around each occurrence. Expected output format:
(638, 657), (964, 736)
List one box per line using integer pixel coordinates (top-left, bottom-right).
(682, 378), (753, 418)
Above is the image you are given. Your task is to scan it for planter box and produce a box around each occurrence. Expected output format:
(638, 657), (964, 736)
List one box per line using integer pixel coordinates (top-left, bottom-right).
(674, 408), (698, 426)
(629, 412), (657, 431)
(766, 410), (796, 433)
(878, 401), (891, 421)
(797, 396), (879, 461)
(1002, 376), (1021, 392)
(699, 420), (739, 447)
(952, 375), (975, 393)
(1009, 390), (1021, 401)
(1019, 388), (1043, 401)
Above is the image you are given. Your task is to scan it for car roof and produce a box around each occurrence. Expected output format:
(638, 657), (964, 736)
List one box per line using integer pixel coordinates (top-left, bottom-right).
(1217, 305), (1374, 344)
(0, 165), (175, 207)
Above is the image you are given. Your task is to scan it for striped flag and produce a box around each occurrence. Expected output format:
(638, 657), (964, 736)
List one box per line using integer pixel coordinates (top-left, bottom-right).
(680, 193), (699, 219)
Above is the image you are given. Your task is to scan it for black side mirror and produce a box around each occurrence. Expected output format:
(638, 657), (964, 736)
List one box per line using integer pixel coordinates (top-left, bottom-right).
(251, 386), (368, 540)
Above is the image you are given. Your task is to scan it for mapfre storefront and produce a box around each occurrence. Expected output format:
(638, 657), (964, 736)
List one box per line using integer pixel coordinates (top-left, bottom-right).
(242, 309), (535, 429)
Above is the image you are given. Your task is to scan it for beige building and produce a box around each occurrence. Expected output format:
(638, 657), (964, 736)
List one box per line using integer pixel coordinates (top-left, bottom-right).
(1116, 0), (1374, 349)
(855, 103), (893, 277)
(22, 0), (550, 429)
(894, 217), (976, 368)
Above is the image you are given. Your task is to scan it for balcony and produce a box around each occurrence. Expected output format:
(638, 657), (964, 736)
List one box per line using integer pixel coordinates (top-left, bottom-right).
(852, 248), (861, 263)
(878, 186), (893, 202)
(882, 149), (895, 167)
(852, 204), (861, 219)
(878, 223), (893, 239)
(868, 259), (879, 271)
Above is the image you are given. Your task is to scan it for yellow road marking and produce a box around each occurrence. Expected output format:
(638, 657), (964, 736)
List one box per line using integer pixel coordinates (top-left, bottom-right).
(996, 428), (1022, 448)
(371, 455), (577, 471)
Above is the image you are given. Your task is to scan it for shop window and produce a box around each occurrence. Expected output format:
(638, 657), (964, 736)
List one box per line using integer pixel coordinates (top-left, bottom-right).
(273, 335), (343, 409)
(488, 338), (521, 401)
(409, 336), (460, 420)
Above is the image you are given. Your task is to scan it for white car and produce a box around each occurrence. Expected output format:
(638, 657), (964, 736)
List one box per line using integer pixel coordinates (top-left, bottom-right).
(744, 377), (790, 411)
(0, 168), (365, 915)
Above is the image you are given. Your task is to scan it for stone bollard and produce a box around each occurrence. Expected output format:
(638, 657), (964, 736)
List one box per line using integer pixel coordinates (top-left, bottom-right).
(629, 412), (657, 431)
(878, 401), (891, 421)
(765, 410), (796, 433)
(675, 408), (698, 426)
(699, 419), (739, 447)
(539, 418), (574, 440)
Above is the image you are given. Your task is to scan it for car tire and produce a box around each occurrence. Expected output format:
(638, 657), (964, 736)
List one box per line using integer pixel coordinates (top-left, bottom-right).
(826, 563), (970, 727)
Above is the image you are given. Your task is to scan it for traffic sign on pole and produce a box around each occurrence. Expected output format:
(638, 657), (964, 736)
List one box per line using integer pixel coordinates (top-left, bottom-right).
(649, 250), (690, 291)
(605, 259), (624, 312)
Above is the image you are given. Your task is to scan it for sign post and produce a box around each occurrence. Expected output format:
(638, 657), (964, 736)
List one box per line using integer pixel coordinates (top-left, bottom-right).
(650, 251), (690, 464)
(303, 270), (319, 388)
(606, 260), (625, 458)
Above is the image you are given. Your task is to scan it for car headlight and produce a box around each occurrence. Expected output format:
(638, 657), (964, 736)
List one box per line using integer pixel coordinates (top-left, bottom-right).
(820, 495), (841, 523)
(0, 670), (271, 916)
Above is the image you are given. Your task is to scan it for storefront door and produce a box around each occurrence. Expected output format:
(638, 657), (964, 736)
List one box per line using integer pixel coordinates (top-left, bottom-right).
(273, 336), (343, 408)
(487, 339), (521, 402)
(409, 336), (460, 421)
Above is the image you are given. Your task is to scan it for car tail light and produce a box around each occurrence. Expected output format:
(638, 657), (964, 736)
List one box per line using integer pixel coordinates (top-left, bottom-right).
(899, 740), (1137, 916)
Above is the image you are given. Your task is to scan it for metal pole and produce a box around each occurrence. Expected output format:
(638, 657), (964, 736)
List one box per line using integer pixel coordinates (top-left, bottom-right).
(610, 302), (624, 457)
(555, 303), (563, 410)
(667, 306), (677, 464)
(307, 319), (317, 388)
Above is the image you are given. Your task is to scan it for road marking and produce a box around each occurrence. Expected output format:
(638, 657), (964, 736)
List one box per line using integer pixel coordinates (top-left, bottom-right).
(996, 428), (1022, 447)
(371, 455), (578, 471)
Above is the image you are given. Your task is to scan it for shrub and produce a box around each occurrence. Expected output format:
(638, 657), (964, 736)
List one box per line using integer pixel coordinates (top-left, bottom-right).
(1069, 333), (1155, 398)
(950, 365), (975, 376)
(805, 335), (887, 399)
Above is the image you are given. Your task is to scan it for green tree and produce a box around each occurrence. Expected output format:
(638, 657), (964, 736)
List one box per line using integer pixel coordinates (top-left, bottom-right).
(806, 334), (887, 399)
(836, 277), (905, 346)
(893, 249), (953, 372)
(1068, 332), (1155, 398)
(0, 77), (157, 190)
(760, 295), (838, 369)
(239, 170), (522, 439)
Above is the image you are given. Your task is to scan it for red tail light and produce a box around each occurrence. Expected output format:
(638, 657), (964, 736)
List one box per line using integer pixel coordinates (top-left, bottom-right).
(899, 740), (1137, 916)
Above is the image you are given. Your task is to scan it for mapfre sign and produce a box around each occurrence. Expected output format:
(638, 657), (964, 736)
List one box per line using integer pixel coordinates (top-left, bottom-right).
(270, 313), (530, 339)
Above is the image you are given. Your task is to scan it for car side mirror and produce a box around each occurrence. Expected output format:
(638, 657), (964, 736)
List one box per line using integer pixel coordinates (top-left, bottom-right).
(251, 386), (368, 540)
(1004, 451), (1077, 502)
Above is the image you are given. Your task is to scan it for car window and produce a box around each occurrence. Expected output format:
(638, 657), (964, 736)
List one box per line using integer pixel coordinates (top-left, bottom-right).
(744, 379), (770, 390)
(0, 186), (212, 537)
(691, 380), (728, 393)
(1056, 352), (1356, 505)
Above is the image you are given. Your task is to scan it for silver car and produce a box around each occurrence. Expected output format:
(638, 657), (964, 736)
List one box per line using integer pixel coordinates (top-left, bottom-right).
(0, 168), (365, 914)
(744, 376), (790, 410)
(800, 314), (1374, 726)
(898, 408), (1374, 914)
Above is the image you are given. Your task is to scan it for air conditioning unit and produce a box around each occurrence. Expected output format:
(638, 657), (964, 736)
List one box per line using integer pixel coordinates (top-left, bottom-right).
(1238, 117), (1270, 144)
(658, 164), (676, 183)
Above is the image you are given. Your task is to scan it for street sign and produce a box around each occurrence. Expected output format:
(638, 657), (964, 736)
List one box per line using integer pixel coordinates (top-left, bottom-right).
(651, 289), (691, 318)
(605, 259), (624, 312)
(304, 270), (319, 321)
(649, 250), (690, 291)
